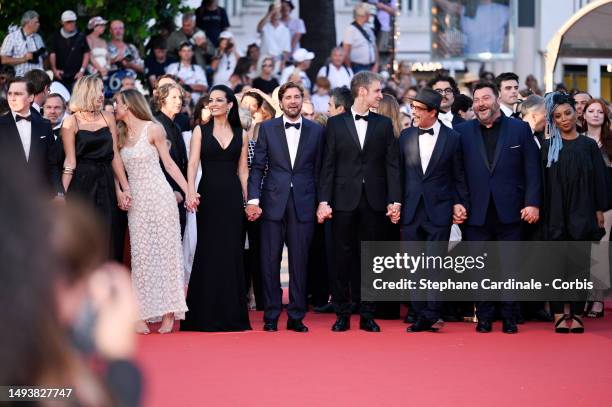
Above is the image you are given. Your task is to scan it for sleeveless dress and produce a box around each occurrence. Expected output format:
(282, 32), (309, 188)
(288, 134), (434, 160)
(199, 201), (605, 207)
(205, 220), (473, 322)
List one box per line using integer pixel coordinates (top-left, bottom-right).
(181, 123), (252, 332)
(67, 115), (122, 261)
(120, 123), (188, 322)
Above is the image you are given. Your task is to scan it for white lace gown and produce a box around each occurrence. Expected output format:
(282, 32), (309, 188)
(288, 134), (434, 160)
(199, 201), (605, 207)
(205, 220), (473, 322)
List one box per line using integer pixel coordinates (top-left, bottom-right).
(120, 123), (188, 322)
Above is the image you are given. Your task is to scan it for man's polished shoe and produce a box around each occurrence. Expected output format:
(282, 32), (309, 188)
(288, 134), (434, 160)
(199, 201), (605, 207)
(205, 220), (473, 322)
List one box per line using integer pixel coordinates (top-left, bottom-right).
(313, 302), (335, 313)
(331, 316), (350, 332)
(263, 319), (278, 332)
(359, 317), (381, 332)
(502, 319), (518, 334)
(406, 320), (438, 333)
(404, 312), (416, 324)
(287, 318), (309, 332)
(475, 320), (492, 333)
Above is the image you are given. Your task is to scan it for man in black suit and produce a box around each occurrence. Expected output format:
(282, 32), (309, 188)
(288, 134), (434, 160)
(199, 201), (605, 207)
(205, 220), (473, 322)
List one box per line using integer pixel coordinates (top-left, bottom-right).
(318, 71), (401, 332)
(24, 69), (51, 117)
(42, 92), (67, 194)
(398, 88), (469, 332)
(246, 82), (325, 332)
(0, 77), (61, 196)
(428, 74), (465, 129)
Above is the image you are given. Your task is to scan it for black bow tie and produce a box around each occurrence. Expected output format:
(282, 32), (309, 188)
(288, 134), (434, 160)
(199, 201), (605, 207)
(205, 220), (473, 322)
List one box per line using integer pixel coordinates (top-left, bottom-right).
(285, 122), (301, 130)
(418, 128), (434, 135)
(355, 114), (369, 121)
(15, 115), (31, 122)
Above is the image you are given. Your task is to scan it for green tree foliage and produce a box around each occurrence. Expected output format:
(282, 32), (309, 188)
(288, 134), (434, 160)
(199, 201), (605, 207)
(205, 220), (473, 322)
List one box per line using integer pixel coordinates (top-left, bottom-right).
(0, 0), (186, 47)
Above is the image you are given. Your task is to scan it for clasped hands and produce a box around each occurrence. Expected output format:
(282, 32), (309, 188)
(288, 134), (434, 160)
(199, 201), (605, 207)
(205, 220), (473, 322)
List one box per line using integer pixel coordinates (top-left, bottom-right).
(245, 204), (262, 221)
(185, 191), (201, 212)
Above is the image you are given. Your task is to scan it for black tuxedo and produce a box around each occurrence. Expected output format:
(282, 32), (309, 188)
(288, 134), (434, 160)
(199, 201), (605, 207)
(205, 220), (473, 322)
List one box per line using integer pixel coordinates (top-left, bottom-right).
(0, 111), (61, 195)
(318, 111), (400, 318)
(399, 123), (468, 324)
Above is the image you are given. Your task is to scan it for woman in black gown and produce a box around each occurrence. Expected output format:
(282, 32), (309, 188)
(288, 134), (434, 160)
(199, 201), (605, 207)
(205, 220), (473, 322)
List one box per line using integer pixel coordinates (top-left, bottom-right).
(61, 75), (131, 262)
(541, 92), (608, 333)
(182, 85), (252, 332)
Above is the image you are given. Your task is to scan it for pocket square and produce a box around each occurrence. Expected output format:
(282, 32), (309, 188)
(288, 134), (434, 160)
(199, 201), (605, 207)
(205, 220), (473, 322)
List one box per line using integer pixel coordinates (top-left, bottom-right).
(40, 136), (46, 138)
(510, 145), (521, 149)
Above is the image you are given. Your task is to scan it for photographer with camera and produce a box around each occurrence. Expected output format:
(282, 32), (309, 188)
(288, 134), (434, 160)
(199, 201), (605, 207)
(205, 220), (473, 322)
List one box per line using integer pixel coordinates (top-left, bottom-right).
(48, 10), (91, 91)
(0, 10), (46, 77)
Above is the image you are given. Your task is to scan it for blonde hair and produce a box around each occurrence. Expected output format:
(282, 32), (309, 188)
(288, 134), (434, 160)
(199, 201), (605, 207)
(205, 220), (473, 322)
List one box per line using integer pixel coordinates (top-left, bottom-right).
(69, 75), (104, 113)
(115, 89), (157, 147)
(378, 94), (402, 138)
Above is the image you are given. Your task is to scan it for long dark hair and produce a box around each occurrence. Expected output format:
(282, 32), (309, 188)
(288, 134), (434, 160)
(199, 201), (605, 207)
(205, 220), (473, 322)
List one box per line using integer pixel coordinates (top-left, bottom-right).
(210, 84), (241, 129)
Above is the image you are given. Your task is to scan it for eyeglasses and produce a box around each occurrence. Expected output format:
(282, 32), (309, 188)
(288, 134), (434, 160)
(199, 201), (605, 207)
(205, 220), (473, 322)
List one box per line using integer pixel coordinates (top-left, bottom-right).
(410, 103), (429, 112)
(434, 88), (454, 95)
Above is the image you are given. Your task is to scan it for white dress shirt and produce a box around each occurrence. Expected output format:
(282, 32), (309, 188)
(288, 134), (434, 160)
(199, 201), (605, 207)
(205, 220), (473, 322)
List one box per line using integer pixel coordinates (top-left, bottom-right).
(500, 103), (513, 117)
(351, 107), (368, 149)
(12, 111), (32, 161)
(283, 116), (302, 168)
(438, 111), (454, 128)
(418, 121), (441, 173)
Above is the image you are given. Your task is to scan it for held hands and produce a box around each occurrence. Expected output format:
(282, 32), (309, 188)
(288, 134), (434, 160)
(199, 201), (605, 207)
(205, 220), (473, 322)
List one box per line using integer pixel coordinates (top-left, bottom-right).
(185, 190), (201, 212)
(596, 211), (605, 228)
(453, 204), (468, 224)
(317, 202), (333, 224)
(520, 206), (540, 224)
(386, 203), (401, 224)
(245, 204), (262, 221)
(116, 189), (132, 211)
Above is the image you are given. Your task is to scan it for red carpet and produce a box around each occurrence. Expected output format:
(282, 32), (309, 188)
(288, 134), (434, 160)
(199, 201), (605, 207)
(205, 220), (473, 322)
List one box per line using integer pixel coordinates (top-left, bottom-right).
(136, 308), (612, 407)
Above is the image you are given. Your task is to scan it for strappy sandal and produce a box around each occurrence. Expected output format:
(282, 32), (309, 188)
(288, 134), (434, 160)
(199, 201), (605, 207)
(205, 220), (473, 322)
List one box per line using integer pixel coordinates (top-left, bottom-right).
(569, 315), (584, 333)
(554, 314), (570, 333)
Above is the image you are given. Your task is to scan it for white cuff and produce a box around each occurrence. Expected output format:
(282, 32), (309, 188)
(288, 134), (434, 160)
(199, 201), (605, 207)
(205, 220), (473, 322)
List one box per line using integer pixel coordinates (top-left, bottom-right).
(247, 199), (260, 205)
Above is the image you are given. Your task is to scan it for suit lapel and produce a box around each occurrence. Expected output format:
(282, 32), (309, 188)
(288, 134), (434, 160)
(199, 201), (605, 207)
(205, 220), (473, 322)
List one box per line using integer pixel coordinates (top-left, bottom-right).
(407, 128), (424, 178)
(363, 114), (377, 151)
(424, 125), (448, 179)
(342, 113), (361, 150)
(293, 119), (309, 169)
(490, 117), (507, 172)
(275, 119), (292, 169)
(472, 121), (491, 172)
(2, 114), (28, 164)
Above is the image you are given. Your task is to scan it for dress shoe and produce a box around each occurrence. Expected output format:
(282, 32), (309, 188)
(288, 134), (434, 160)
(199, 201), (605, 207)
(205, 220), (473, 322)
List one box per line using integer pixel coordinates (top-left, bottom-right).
(331, 316), (350, 332)
(263, 319), (278, 332)
(359, 317), (381, 332)
(313, 302), (335, 313)
(403, 312), (416, 324)
(407, 319), (441, 333)
(476, 320), (492, 333)
(287, 318), (309, 332)
(502, 319), (518, 334)
(533, 309), (553, 322)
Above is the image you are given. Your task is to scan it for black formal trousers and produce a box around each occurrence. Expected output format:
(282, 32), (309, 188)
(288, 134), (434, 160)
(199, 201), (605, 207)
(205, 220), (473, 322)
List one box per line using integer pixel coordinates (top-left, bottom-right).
(332, 185), (387, 319)
(400, 200), (451, 323)
(307, 222), (330, 307)
(244, 215), (263, 310)
(462, 198), (522, 322)
(260, 190), (314, 321)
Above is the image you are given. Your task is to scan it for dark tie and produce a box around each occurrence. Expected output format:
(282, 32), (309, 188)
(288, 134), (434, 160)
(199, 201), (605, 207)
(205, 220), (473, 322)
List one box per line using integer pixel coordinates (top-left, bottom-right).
(418, 128), (434, 135)
(355, 114), (369, 121)
(285, 122), (301, 130)
(15, 115), (31, 122)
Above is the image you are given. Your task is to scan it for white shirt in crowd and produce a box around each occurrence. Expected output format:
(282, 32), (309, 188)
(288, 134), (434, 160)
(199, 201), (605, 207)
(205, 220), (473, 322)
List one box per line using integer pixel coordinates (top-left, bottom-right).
(279, 65), (311, 91)
(213, 52), (238, 87)
(283, 17), (306, 50)
(343, 23), (376, 65)
(12, 111), (32, 161)
(260, 23), (291, 60)
(0, 28), (45, 76)
(165, 62), (208, 103)
(376, 0), (398, 32)
(418, 120), (441, 173)
(311, 94), (330, 114)
(351, 107), (368, 149)
(500, 103), (513, 118)
(315, 63), (354, 89)
(462, 2), (510, 54)
(438, 111), (454, 128)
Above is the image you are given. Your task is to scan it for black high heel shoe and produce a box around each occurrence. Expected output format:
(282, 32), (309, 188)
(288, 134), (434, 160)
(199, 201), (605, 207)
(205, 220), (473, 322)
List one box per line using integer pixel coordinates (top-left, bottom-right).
(569, 315), (584, 334)
(554, 314), (569, 333)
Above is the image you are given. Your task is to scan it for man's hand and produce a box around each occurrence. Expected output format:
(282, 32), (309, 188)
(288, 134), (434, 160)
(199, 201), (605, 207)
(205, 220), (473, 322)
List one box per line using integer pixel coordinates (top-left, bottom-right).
(317, 202), (332, 223)
(245, 204), (262, 221)
(53, 69), (64, 80)
(597, 210), (605, 228)
(386, 203), (401, 224)
(520, 206), (539, 224)
(453, 204), (467, 224)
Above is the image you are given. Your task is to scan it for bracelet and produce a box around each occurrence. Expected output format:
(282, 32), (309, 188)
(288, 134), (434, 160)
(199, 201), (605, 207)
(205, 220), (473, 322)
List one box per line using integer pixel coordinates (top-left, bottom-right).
(62, 167), (74, 175)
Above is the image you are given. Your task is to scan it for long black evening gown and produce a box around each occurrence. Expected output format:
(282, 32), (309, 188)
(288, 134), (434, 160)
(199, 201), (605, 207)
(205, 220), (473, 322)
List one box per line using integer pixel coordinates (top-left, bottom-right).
(182, 122), (252, 332)
(67, 117), (123, 261)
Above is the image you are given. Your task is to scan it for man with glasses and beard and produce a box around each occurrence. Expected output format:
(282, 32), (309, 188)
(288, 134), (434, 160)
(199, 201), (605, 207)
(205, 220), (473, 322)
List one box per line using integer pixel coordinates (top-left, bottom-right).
(246, 82), (325, 333)
(428, 74), (465, 129)
(454, 82), (541, 334)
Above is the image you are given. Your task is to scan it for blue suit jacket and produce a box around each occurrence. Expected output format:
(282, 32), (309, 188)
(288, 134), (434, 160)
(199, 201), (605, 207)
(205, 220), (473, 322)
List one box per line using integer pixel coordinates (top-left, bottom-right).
(399, 123), (469, 226)
(247, 117), (324, 222)
(454, 115), (542, 226)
